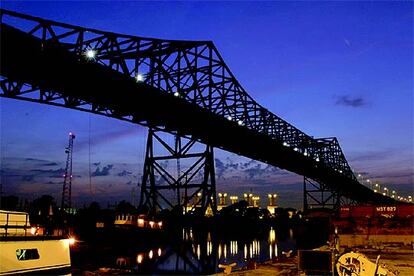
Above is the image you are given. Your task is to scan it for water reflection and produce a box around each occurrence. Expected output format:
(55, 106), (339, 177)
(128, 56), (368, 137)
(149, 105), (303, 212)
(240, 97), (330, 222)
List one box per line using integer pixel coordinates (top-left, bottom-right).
(109, 226), (296, 274)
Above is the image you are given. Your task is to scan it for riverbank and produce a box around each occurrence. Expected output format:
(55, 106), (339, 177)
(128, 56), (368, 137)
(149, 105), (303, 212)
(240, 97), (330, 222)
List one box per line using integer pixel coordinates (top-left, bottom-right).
(216, 248), (414, 275)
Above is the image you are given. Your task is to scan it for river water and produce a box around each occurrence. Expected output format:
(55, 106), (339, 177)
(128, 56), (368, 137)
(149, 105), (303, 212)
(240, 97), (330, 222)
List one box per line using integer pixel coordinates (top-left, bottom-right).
(71, 226), (297, 274)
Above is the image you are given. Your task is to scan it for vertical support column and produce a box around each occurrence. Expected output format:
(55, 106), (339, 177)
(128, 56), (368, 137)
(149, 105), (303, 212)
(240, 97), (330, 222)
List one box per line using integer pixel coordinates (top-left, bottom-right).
(303, 177), (341, 212)
(138, 128), (217, 216)
(303, 176), (308, 212)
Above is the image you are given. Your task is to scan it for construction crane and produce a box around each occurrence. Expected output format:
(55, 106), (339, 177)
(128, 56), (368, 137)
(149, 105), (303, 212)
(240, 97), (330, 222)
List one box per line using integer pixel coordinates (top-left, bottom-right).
(61, 132), (75, 211)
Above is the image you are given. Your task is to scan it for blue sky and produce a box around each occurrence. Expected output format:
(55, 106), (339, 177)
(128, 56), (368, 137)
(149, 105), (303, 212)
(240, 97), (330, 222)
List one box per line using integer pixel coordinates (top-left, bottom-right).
(0, 1), (412, 208)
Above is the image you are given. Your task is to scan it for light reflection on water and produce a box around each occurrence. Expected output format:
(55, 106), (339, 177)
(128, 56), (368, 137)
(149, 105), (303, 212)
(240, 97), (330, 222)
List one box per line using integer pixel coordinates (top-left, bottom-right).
(122, 226), (295, 274)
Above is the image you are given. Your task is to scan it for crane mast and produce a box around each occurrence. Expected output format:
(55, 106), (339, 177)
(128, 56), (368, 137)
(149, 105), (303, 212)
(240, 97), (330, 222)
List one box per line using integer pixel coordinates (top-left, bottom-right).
(61, 132), (75, 211)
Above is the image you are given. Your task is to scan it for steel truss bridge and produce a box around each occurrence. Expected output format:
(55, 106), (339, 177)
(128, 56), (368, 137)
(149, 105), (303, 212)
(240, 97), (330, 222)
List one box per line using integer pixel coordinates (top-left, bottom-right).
(0, 9), (395, 215)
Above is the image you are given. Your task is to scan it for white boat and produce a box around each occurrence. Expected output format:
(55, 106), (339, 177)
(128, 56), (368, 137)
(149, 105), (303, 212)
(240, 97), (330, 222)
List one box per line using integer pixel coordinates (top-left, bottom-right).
(0, 210), (72, 275)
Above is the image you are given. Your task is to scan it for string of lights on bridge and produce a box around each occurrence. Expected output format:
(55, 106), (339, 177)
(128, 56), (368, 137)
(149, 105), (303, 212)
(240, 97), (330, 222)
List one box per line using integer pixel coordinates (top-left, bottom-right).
(356, 173), (412, 203)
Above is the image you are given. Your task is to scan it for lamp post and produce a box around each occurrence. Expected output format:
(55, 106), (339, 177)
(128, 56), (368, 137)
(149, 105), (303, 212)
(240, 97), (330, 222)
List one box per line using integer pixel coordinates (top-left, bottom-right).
(252, 196), (260, 207)
(229, 196), (238, 205)
(244, 193), (253, 206)
(268, 194), (278, 206)
(218, 193), (228, 206)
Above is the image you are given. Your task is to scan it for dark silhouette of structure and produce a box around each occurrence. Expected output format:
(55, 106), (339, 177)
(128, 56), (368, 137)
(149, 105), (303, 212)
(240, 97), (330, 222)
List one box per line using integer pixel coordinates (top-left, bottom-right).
(0, 9), (395, 215)
(61, 132), (75, 210)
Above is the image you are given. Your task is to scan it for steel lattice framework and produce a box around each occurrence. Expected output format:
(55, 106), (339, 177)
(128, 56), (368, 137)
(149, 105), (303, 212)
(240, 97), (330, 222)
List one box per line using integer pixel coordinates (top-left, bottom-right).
(61, 132), (75, 210)
(0, 9), (395, 207)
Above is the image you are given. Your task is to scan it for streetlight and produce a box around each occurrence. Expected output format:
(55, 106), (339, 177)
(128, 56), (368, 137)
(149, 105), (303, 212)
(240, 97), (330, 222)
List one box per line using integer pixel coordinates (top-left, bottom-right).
(218, 193), (228, 206)
(230, 196), (238, 205)
(268, 194), (278, 206)
(252, 196), (260, 207)
(374, 183), (380, 193)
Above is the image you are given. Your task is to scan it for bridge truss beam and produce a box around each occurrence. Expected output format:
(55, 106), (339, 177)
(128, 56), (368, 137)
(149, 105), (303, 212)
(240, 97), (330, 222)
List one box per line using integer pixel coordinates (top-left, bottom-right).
(0, 9), (396, 206)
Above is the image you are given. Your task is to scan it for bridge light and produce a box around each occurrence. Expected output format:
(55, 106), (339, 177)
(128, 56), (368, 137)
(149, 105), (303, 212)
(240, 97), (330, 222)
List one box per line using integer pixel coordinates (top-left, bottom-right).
(136, 74), (144, 82)
(283, 142), (289, 147)
(227, 115), (233, 121)
(293, 147), (298, 152)
(85, 49), (96, 60)
(174, 91), (180, 97)
(339, 170), (343, 173)
(238, 120), (243, 126)
(315, 158), (320, 162)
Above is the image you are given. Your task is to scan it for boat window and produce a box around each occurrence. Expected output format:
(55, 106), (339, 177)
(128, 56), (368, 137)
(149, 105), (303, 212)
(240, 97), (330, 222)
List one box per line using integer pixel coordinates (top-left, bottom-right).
(16, 249), (40, 260)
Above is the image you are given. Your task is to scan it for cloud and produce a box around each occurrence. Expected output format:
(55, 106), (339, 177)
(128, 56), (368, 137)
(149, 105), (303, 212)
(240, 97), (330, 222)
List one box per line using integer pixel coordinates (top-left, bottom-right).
(349, 150), (395, 163)
(22, 175), (35, 182)
(42, 162), (59, 166)
(75, 128), (145, 151)
(118, 170), (132, 177)
(374, 171), (414, 179)
(214, 157), (290, 180)
(30, 168), (66, 178)
(24, 158), (60, 167)
(92, 164), (114, 177)
(335, 95), (368, 107)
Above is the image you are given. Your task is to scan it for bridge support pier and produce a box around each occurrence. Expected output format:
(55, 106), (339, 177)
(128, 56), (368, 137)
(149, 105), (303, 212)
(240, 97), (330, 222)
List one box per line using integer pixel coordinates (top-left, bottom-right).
(303, 177), (340, 212)
(139, 129), (217, 216)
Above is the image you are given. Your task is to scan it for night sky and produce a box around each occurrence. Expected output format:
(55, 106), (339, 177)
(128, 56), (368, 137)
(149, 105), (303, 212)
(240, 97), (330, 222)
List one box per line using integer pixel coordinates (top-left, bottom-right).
(0, 1), (412, 209)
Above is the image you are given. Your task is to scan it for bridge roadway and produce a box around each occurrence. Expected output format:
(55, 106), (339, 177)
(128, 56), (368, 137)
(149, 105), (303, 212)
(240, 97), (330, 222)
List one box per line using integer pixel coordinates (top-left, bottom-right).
(0, 18), (394, 205)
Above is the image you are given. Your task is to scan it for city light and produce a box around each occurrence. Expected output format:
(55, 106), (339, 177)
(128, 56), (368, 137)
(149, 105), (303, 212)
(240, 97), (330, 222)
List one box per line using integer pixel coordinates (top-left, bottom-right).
(137, 254), (143, 264)
(227, 115), (233, 121)
(174, 91), (180, 97)
(238, 120), (243, 126)
(136, 73), (144, 82)
(85, 49), (96, 59)
(68, 237), (76, 245)
(283, 142), (289, 147)
(30, 227), (37, 235)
